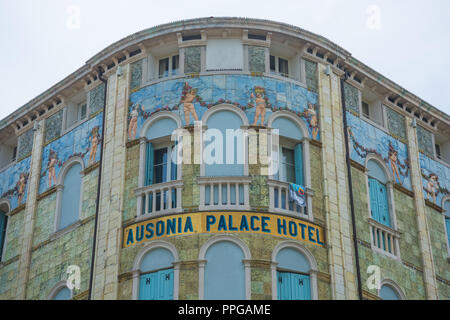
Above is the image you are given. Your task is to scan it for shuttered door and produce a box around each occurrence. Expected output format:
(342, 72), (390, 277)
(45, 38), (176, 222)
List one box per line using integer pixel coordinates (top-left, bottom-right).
(277, 271), (311, 300)
(294, 144), (304, 185)
(139, 269), (174, 300)
(145, 142), (154, 186)
(377, 182), (391, 227)
(368, 178), (380, 222)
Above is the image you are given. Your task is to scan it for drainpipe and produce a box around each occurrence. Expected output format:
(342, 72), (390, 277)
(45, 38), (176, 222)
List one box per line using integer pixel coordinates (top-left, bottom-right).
(340, 74), (363, 300)
(88, 66), (107, 300)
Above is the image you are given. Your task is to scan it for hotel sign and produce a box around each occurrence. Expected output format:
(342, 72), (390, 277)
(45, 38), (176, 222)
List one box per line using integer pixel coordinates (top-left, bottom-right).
(123, 212), (325, 249)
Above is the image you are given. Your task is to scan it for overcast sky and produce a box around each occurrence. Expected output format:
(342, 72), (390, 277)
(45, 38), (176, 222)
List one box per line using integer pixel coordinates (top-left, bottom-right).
(1, 0), (449, 121)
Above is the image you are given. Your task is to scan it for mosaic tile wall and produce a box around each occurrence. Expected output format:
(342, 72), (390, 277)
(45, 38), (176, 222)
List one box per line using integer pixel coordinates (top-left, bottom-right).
(89, 83), (106, 116)
(184, 47), (201, 74)
(419, 153), (450, 206)
(344, 82), (360, 115)
(128, 74), (320, 140)
(416, 125), (434, 157)
(17, 129), (34, 160)
(386, 107), (407, 142)
(44, 110), (63, 144)
(248, 46), (266, 73)
(0, 156), (31, 210)
(346, 111), (412, 190)
(304, 60), (318, 93)
(130, 59), (143, 90)
(38, 112), (103, 194)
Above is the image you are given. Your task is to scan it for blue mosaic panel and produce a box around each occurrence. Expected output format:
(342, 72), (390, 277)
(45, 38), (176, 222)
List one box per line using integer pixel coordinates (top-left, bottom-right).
(89, 83), (105, 115)
(419, 153), (450, 206)
(17, 129), (34, 160)
(304, 60), (318, 93)
(45, 110), (63, 144)
(346, 111), (412, 191)
(386, 107), (406, 142)
(130, 59), (143, 90)
(344, 82), (360, 115)
(0, 156), (31, 210)
(416, 125), (434, 157)
(248, 46), (266, 73)
(38, 112), (103, 194)
(184, 47), (201, 74)
(128, 74), (320, 141)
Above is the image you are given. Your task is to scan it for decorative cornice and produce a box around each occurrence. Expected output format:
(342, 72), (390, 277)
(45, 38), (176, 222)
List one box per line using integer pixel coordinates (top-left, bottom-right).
(72, 290), (89, 300)
(36, 186), (57, 202)
(362, 289), (381, 300)
(424, 199), (444, 213)
(82, 161), (100, 176)
(393, 183), (415, 198)
(9, 204), (26, 216)
(350, 160), (366, 172)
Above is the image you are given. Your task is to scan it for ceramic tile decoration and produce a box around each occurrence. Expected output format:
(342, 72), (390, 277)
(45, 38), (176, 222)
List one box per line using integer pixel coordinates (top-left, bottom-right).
(416, 125), (434, 157)
(17, 129), (34, 160)
(0, 156), (31, 210)
(184, 47), (201, 74)
(38, 112), (103, 194)
(304, 60), (318, 93)
(386, 107), (407, 142)
(346, 111), (412, 190)
(89, 83), (106, 115)
(44, 110), (63, 144)
(344, 82), (360, 115)
(130, 59), (143, 90)
(419, 153), (450, 206)
(128, 74), (320, 140)
(248, 46), (266, 73)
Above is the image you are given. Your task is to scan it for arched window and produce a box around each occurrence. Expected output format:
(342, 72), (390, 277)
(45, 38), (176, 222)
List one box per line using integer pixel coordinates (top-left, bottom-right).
(48, 282), (72, 300)
(0, 202), (9, 262)
(138, 113), (182, 216)
(204, 241), (245, 299)
(138, 247), (175, 300)
(379, 281), (404, 300)
(55, 160), (83, 231)
(367, 159), (391, 227)
(198, 235), (251, 300)
(268, 112), (311, 217)
(275, 247), (311, 300)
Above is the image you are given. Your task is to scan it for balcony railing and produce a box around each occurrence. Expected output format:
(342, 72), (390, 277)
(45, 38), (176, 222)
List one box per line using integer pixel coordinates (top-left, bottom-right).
(198, 176), (251, 211)
(268, 180), (311, 219)
(135, 180), (183, 217)
(369, 218), (401, 258)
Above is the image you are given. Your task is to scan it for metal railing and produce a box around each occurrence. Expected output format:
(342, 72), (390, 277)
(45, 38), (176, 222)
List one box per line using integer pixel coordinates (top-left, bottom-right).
(136, 180), (183, 217)
(198, 176), (251, 211)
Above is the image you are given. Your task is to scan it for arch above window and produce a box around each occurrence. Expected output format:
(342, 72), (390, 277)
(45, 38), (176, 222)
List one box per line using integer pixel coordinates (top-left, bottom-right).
(365, 155), (392, 184)
(276, 247), (310, 273)
(201, 104), (249, 126)
(378, 280), (405, 300)
(267, 111), (309, 140)
(48, 281), (72, 300)
(139, 111), (182, 140)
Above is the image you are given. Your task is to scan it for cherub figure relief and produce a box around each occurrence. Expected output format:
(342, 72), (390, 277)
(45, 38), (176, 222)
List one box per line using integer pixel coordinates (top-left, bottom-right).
(251, 87), (267, 126)
(303, 103), (319, 140)
(388, 144), (402, 184)
(181, 84), (199, 125)
(424, 173), (440, 204)
(128, 103), (144, 140)
(47, 149), (59, 188)
(89, 127), (100, 165)
(16, 172), (27, 205)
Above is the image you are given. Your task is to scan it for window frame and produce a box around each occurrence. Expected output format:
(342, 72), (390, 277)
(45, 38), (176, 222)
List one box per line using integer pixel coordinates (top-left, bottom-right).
(441, 197), (450, 257)
(269, 54), (290, 78)
(54, 157), (85, 234)
(0, 201), (10, 263)
(377, 279), (405, 300)
(158, 54), (180, 79)
(47, 281), (73, 300)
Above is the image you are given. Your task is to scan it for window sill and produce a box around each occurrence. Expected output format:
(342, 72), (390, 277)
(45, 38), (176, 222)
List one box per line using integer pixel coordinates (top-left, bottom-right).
(50, 220), (82, 241)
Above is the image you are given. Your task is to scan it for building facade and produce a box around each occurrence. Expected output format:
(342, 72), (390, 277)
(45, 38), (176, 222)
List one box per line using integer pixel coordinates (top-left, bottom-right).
(0, 17), (448, 300)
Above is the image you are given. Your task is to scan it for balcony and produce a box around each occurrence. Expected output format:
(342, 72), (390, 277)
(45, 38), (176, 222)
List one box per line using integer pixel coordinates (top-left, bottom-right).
(135, 180), (183, 218)
(198, 176), (251, 211)
(268, 180), (312, 220)
(369, 218), (401, 259)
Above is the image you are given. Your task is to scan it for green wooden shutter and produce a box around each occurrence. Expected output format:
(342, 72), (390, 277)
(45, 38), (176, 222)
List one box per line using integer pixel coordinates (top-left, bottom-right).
(378, 183), (391, 227)
(170, 143), (177, 181)
(0, 213), (6, 261)
(294, 144), (304, 185)
(145, 142), (154, 186)
(446, 218), (450, 247)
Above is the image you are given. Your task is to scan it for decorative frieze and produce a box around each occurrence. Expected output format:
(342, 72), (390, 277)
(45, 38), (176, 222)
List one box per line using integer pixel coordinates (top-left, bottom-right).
(416, 125), (434, 157)
(89, 83), (106, 115)
(44, 110), (63, 144)
(17, 128), (34, 159)
(343, 82), (360, 115)
(386, 107), (407, 142)
(130, 59), (143, 90)
(304, 60), (318, 93)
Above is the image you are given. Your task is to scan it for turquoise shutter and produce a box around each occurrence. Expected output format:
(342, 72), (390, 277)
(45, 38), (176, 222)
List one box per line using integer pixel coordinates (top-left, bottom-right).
(446, 218), (450, 247)
(145, 142), (154, 186)
(294, 144), (304, 185)
(139, 273), (157, 300)
(369, 178), (380, 222)
(160, 269), (174, 300)
(0, 213), (6, 260)
(277, 272), (291, 300)
(290, 273), (311, 300)
(378, 183), (391, 227)
(170, 143), (177, 181)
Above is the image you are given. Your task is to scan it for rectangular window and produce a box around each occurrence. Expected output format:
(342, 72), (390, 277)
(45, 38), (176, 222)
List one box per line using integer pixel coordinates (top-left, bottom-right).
(435, 144), (442, 160)
(362, 101), (370, 118)
(158, 58), (169, 78)
(171, 55), (179, 76)
(270, 55), (276, 73)
(0, 213), (7, 262)
(206, 39), (243, 71)
(66, 100), (87, 129)
(281, 147), (295, 184)
(369, 178), (391, 227)
(278, 58), (289, 77)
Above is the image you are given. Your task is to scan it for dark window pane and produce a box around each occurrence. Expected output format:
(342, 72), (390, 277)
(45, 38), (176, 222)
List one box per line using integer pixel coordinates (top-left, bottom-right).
(270, 55), (275, 71)
(172, 55), (179, 75)
(159, 58), (169, 78)
(279, 58), (288, 76)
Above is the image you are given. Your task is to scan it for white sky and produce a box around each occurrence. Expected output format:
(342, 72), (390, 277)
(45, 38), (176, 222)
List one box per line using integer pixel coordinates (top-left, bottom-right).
(1, 0), (449, 121)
